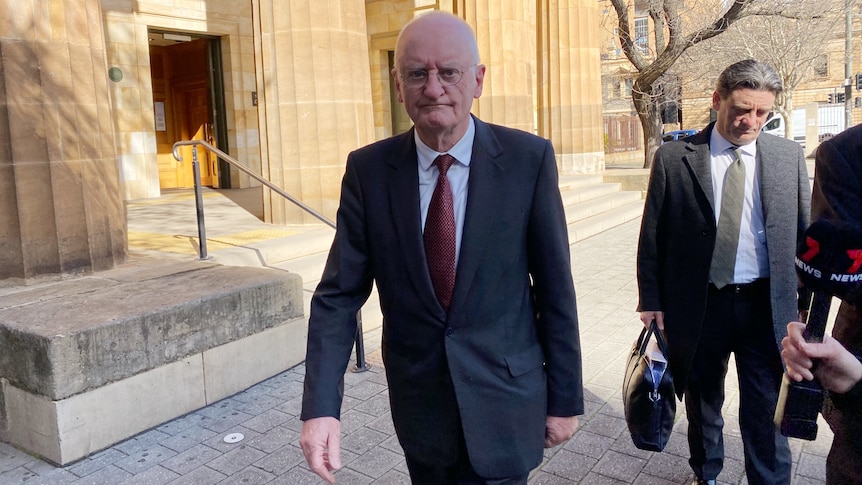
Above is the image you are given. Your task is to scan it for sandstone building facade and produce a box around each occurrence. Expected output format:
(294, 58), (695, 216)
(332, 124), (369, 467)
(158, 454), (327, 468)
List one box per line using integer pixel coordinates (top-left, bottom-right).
(1, 0), (605, 283)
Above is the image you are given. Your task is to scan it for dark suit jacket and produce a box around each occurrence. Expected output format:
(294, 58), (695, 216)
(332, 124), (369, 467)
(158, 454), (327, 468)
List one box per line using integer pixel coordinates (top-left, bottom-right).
(811, 124), (862, 360)
(637, 123), (811, 396)
(301, 116), (583, 478)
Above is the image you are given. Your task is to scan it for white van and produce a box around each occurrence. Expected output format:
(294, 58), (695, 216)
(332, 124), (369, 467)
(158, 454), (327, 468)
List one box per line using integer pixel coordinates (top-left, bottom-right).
(761, 104), (845, 148)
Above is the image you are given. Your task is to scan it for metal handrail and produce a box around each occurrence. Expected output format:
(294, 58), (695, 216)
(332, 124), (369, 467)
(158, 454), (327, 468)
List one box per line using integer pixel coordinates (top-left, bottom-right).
(172, 140), (370, 372)
(172, 140), (335, 229)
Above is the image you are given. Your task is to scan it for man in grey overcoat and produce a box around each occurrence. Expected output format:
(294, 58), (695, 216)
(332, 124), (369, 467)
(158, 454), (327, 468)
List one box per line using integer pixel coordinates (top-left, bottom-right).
(636, 60), (810, 485)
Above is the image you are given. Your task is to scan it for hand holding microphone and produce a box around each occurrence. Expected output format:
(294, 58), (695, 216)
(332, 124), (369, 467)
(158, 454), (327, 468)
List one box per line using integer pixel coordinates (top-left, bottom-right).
(774, 219), (862, 440)
(782, 321), (862, 394)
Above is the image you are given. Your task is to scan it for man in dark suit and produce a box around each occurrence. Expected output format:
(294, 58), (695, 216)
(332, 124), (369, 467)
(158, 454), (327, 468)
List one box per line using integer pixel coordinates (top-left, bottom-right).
(637, 59), (810, 485)
(783, 123), (862, 484)
(298, 11), (583, 484)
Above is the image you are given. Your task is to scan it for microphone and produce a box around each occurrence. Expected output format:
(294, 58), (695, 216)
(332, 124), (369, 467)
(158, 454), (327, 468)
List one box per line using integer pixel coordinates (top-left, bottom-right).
(774, 219), (862, 440)
(794, 219), (862, 302)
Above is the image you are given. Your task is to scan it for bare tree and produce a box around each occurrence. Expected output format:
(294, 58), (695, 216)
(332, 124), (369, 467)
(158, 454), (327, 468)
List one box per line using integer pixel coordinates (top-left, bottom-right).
(684, 0), (852, 139)
(609, 0), (756, 167)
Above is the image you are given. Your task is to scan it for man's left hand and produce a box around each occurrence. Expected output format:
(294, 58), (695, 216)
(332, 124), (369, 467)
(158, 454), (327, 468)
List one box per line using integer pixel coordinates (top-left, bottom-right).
(544, 415), (579, 448)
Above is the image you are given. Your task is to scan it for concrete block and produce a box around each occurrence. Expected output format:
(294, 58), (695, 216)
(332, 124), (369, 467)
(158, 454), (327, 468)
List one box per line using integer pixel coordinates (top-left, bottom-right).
(202, 319), (307, 403)
(0, 263), (303, 400)
(3, 356), (206, 465)
(0, 260), (307, 465)
(603, 169), (651, 196)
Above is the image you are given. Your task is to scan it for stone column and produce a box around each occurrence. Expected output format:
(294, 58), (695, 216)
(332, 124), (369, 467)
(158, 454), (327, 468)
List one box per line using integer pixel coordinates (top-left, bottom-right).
(461, 0), (537, 134)
(253, 0), (376, 224)
(0, 0), (125, 283)
(538, 0), (605, 174)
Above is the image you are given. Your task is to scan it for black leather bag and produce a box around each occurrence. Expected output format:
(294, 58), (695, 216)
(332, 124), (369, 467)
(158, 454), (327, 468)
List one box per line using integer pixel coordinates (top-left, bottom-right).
(622, 320), (676, 451)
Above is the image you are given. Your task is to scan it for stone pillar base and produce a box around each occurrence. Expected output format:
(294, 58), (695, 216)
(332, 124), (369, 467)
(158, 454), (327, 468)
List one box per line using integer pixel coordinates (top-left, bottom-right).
(557, 151), (605, 175)
(0, 261), (306, 465)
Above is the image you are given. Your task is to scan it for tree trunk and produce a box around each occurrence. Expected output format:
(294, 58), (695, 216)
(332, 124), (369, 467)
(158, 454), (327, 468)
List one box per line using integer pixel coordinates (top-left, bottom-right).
(633, 87), (663, 168)
(781, 93), (794, 140)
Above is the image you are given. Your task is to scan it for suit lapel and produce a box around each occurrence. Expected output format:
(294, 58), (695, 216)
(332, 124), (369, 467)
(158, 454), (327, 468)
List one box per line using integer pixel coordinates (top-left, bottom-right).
(681, 125), (716, 212)
(451, 119), (504, 311)
(386, 131), (442, 314)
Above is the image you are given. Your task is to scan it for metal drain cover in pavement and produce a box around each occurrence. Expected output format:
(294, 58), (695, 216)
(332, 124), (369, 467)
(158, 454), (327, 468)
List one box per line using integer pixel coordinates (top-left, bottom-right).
(223, 432), (244, 443)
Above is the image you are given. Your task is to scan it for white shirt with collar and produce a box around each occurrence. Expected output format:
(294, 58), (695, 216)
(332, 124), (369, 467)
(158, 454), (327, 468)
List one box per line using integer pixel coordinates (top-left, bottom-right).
(709, 126), (769, 284)
(417, 117), (474, 266)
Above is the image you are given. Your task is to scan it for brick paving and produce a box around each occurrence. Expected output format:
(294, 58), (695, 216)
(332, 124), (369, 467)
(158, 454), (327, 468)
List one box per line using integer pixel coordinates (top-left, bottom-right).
(0, 218), (834, 484)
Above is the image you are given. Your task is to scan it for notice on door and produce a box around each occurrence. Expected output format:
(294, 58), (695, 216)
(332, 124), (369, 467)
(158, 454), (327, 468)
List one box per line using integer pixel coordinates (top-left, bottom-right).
(154, 101), (166, 131)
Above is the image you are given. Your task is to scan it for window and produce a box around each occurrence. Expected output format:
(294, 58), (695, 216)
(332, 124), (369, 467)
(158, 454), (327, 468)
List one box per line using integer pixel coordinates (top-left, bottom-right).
(634, 17), (649, 54)
(625, 78), (634, 96)
(812, 54), (827, 78)
(763, 117), (781, 132)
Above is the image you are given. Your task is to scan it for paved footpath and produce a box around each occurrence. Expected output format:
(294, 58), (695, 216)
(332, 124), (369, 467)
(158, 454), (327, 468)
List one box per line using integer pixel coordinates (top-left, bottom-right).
(0, 219), (833, 484)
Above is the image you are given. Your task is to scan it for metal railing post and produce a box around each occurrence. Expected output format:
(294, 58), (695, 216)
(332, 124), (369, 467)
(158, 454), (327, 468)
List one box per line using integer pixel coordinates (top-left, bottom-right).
(191, 147), (209, 260)
(352, 311), (371, 372)
(173, 140), (370, 372)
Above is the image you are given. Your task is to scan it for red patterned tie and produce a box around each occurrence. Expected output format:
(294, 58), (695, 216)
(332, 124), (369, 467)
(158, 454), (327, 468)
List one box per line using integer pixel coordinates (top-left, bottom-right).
(424, 154), (457, 310)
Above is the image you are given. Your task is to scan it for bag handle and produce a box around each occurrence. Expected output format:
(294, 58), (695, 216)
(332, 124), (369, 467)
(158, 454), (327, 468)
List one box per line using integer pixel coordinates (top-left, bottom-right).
(637, 319), (669, 358)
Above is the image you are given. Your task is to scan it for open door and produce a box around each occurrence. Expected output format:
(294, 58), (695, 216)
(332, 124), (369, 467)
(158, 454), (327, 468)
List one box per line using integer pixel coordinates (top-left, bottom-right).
(174, 80), (216, 187)
(150, 33), (229, 189)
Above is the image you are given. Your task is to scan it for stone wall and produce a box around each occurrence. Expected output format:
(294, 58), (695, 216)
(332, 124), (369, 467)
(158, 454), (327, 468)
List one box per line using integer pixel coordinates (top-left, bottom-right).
(0, 261), (307, 465)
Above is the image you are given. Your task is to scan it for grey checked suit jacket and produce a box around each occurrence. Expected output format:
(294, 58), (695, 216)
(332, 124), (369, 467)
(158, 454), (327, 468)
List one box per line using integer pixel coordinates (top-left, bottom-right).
(637, 123), (811, 395)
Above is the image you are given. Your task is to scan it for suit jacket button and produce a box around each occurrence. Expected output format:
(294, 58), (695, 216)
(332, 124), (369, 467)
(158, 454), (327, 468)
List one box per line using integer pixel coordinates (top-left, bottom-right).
(445, 328), (455, 337)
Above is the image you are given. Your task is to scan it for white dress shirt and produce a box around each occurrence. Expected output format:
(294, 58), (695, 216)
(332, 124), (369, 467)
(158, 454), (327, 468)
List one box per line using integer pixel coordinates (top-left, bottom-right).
(709, 127), (769, 284)
(417, 118), (474, 266)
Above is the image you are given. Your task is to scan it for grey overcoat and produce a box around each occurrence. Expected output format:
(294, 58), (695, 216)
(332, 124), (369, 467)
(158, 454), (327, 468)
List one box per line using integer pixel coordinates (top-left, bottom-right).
(637, 123), (811, 395)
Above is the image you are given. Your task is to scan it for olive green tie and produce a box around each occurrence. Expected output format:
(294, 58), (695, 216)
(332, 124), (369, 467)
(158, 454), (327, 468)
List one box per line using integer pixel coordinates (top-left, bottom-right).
(709, 147), (745, 289)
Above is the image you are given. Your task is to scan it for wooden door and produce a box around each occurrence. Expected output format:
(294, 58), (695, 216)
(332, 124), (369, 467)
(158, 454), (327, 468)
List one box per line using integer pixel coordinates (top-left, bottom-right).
(151, 38), (219, 190)
(174, 81), (217, 187)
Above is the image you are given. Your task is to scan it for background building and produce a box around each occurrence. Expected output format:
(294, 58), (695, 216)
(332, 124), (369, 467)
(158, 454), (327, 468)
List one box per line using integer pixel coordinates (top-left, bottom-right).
(599, 0), (862, 163)
(0, 0), (607, 463)
(0, 0), (606, 283)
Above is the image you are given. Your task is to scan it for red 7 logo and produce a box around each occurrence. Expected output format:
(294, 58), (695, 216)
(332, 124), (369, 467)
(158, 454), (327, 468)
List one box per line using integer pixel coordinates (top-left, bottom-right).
(800, 236), (820, 262)
(846, 249), (862, 273)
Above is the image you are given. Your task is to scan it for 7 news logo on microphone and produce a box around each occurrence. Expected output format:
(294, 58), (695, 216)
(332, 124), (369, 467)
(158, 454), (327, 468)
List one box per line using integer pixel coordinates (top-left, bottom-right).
(795, 220), (862, 303)
(775, 219), (862, 440)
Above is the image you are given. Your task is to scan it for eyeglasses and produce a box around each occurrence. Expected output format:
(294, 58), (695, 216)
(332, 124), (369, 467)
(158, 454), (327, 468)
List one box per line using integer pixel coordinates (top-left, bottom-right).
(399, 66), (475, 87)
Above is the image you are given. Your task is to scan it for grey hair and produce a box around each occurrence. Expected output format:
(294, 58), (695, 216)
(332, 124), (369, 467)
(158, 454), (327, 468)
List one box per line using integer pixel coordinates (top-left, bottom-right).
(715, 59), (783, 99)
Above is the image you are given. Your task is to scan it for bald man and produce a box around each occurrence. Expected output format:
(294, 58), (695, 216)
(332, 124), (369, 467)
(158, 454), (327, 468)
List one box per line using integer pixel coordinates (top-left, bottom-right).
(298, 11), (583, 485)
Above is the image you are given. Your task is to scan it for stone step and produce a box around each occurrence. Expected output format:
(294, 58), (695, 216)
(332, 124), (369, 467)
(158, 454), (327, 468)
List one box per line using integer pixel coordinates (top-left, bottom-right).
(560, 181), (622, 206)
(564, 190), (642, 224)
(0, 261), (306, 465)
(274, 251), (329, 290)
(558, 174), (604, 190)
(270, 190), (644, 288)
(209, 225), (334, 268)
(211, 177), (643, 272)
(567, 199), (645, 243)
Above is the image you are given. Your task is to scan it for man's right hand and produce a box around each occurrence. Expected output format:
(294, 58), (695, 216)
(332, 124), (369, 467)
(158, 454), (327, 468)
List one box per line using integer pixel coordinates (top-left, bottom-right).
(299, 417), (342, 483)
(639, 311), (664, 331)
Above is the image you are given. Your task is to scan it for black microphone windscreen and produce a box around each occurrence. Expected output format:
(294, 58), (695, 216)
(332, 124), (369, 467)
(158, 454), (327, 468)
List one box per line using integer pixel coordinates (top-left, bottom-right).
(796, 219), (862, 304)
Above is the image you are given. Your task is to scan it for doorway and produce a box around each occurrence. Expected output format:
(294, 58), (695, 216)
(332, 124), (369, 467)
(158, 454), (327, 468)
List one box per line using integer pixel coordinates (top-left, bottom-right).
(388, 51), (412, 135)
(149, 31), (230, 189)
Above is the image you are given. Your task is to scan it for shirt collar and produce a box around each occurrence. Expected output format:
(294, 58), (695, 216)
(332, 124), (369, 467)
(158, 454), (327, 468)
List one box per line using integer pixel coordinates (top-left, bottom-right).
(415, 117), (475, 171)
(709, 125), (756, 159)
